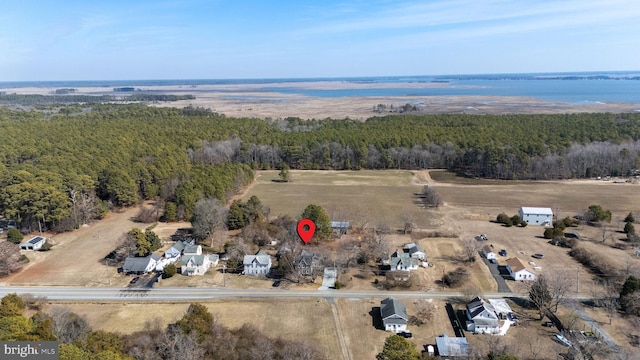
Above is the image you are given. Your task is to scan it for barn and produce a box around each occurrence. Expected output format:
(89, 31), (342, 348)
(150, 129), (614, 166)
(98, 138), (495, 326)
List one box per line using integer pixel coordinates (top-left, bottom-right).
(518, 207), (553, 226)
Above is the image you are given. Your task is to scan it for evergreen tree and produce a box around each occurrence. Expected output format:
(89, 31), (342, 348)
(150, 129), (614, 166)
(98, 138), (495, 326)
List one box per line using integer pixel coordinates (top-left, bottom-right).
(376, 335), (420, 360)
(301, 204), (332, 242)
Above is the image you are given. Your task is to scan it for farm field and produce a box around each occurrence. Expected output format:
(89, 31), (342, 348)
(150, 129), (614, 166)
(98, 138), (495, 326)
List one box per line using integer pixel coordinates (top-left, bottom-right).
(241, 170), (442, 229)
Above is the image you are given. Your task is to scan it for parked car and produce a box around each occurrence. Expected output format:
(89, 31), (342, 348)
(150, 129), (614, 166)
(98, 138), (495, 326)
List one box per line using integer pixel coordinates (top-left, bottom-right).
(499, 249), (508, 256)
(532, 253), (544, 259)
(543, 321), (555, 327)
(489, 258), (497, 264)
(272, 279), (281, 287)
(507, 313), (518, 321)
(398, 331), (413, 338)
(130, 277), (140, 284)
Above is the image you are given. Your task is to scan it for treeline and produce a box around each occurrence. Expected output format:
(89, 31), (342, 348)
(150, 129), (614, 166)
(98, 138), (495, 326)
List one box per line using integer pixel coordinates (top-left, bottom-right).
(0, 294), (325, 360)
(2, 105), (640, 230)
(0, 93), (194, 106)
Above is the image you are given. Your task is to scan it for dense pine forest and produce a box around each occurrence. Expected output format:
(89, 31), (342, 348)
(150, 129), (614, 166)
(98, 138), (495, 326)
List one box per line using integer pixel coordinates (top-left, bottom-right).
(1, 104), (640, 231)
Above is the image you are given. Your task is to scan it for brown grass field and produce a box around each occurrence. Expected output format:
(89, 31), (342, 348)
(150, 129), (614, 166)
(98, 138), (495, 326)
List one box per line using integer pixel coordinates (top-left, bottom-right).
(241, 170), (443, 229)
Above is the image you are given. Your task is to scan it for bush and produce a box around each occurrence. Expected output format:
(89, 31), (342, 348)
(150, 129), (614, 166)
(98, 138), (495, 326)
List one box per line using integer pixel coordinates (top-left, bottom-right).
(162, 264), (177, 279)
(6, 228), (23, 244)
(520, 220), (528, 227)
(334, 281), (342, 289)
(443, 267), (468, 288)
(625, 222), (636, 235)
(496, 213), (510, 224)
(39, 241), (53, 251)
(543, 228), (554, 239)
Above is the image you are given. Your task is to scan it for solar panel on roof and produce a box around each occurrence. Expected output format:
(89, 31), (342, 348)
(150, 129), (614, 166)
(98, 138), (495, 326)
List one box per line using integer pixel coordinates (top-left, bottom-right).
(28, 236), (44, 244)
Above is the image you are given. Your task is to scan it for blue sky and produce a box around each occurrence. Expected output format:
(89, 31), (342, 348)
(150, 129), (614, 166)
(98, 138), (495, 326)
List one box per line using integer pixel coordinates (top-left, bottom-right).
(1, 0), (639, 81)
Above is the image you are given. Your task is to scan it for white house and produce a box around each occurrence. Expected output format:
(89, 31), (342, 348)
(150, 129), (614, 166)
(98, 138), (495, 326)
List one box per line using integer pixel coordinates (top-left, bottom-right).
(506, 257), (536, 281)
(406, 243), (426, 261)
(164, 241), (185, 259)
(390, 252), (419, 271)
(380, 297), (408, 333)
(19, 236), (46, 251)
(181, 254), (219, 276)
(123, 254), (162, 274)
(482, 246), (497, 261)
(466, 297), (500, 334)
(243, 250), (272, 276)
(519, 207), (553, 226)
(183, 245), (202, 256)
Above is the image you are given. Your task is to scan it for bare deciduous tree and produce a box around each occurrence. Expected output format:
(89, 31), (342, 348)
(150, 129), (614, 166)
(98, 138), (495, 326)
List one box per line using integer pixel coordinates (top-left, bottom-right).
(191, 197), (228, 248)
(48, 306), (92, 344)
(460, 238), (479, 262)
(528, 273), (573, 319)
(0, 241), (24, 277)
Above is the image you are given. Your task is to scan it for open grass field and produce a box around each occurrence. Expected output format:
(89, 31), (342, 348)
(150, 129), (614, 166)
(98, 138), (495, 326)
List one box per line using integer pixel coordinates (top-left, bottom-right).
(241, 170), (442, 229)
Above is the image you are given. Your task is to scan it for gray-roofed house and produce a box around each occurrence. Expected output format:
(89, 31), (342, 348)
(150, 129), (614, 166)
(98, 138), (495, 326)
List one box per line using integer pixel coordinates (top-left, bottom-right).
(380, 297), (408, 333)
(243, 250), (272, 276)
(183, 244), (202, 256)
(390, 251), (419, 271)
(123, 254), (162, 274)
(165, 241), (185, 259)
(406, 243), (426, 261)
(296, 249), (321, 276)
(181, 254), (219, 276)
(466, 296), (500, 334)
(19, 236), (46, 251)
(436, 334), (470, 357)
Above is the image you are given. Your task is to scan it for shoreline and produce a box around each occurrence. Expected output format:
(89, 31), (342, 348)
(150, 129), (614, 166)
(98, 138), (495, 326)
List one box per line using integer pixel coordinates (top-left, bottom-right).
(2, 82), (640, 120)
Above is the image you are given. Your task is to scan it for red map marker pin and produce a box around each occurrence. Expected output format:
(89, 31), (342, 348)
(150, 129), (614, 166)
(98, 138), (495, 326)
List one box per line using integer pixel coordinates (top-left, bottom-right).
(297, 219), (316, 244)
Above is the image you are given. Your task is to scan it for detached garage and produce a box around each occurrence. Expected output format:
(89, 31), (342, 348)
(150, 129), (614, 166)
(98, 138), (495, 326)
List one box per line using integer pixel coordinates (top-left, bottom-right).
(20, 236), (46, 251)
(519, 207), (553, 226)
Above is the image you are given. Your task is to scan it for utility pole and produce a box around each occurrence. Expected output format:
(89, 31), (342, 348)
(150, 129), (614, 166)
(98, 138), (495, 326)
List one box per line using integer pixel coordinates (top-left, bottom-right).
(442, 265), (445, 291)
(223, 265), (226, 287)
(576, 267), (579, 293)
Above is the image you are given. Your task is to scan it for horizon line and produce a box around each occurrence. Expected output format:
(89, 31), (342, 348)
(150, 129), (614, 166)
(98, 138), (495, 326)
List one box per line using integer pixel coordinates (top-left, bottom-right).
(1, 70), (640, 85)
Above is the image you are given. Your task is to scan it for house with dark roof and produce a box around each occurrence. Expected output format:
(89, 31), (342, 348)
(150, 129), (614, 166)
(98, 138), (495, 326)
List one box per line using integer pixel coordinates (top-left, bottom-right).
(505, 257), (536, 281)
(19, 236), (46, 251)
(181, 254), (219, 276)
(465, 296), (500, 334)
(380, 297), (408, 333)
(122, 254), (162, 274)
(406, 243), (426, 261)
(243, 250), (272, 276)
(296, 250), (321, 276)
(390, 251), (419, 271)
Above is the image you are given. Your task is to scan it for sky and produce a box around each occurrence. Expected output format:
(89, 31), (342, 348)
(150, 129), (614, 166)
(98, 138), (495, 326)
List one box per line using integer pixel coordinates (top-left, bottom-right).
(1, 0), (639, 81)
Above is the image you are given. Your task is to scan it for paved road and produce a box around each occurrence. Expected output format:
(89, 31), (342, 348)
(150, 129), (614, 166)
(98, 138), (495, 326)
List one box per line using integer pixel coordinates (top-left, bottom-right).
(0, 286), (598, 301)
(482, 258), (512, 293)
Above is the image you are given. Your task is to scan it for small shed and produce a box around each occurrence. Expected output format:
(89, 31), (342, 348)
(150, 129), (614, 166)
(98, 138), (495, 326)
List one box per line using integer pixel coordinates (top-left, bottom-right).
(330, 221), (350, 235)
(20, 236), (46, 251)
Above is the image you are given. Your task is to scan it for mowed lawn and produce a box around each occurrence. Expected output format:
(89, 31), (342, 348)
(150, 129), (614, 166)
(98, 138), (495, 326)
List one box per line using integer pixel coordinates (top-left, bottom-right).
(242, 170), (441, 228)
